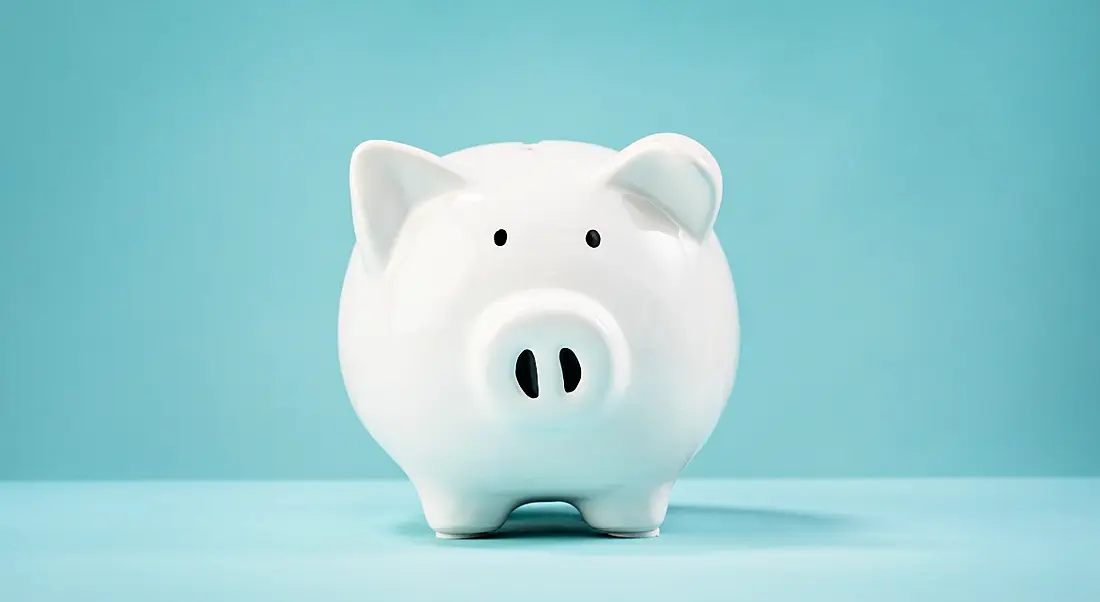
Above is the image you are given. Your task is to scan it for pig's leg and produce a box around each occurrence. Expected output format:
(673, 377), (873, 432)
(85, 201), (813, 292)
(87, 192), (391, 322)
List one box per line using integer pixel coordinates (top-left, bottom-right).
(416, 486), (514, 539)
(576, 483), (673, 538)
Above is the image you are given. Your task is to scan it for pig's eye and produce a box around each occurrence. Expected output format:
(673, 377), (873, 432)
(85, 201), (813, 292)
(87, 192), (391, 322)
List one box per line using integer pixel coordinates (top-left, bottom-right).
(494, 229), (508, 246)
(586, 229), (601, 248)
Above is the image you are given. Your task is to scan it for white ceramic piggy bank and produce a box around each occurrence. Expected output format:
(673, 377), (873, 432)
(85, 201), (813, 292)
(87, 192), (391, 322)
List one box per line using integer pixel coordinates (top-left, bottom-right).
(338, 133), (739, 539)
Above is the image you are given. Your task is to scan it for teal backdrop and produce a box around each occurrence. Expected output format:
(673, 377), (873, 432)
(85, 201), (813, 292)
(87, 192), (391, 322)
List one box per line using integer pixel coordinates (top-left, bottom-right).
(1, 0), (1097, 480)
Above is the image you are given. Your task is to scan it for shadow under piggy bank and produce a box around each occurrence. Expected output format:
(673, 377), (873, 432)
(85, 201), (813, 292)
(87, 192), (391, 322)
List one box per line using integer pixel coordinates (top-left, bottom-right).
(395, 502), (874, 553)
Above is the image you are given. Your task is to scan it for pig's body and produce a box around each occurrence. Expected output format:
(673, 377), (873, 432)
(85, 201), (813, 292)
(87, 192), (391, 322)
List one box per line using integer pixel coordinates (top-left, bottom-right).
(338, 137), (739, 538)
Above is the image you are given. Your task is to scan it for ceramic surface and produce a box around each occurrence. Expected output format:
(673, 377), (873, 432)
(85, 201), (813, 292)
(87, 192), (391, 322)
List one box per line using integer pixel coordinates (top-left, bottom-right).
(337, 134), (740, 538)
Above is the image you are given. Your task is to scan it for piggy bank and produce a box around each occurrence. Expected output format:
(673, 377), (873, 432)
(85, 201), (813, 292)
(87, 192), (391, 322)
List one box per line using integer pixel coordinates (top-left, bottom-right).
(337, 133), (739, 539)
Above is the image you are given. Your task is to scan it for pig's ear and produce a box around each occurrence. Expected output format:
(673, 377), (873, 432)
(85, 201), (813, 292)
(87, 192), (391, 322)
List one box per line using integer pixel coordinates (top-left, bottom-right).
(599, 133), (722, 241)
(349, 140), (467, 271)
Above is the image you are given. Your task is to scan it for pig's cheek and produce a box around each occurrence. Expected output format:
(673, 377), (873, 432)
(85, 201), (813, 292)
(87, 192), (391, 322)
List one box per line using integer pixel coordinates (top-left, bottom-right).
(387, 223), (477, 334)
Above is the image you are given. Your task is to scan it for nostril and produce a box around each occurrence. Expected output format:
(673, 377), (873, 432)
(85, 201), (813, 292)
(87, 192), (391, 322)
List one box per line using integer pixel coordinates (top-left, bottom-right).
(559, 348), (581, 393)
(515, 349), (539, 399)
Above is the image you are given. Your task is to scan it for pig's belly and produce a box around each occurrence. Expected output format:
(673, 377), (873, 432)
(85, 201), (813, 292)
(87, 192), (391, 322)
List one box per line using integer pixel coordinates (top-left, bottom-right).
(345, 341), (725, 497)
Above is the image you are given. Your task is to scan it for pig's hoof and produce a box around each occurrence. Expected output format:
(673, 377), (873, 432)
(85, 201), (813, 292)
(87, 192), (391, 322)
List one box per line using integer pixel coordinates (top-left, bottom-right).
(435, 531), (488, 540)
(415, 486), (512, 539)
(607, 528), (660, 539)
(576, 483), (673, 539)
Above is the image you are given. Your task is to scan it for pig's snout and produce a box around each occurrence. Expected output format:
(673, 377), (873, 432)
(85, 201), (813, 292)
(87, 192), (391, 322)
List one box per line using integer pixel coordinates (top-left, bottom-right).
(468, 289), (631, 415)
(512, 346), (582, 399)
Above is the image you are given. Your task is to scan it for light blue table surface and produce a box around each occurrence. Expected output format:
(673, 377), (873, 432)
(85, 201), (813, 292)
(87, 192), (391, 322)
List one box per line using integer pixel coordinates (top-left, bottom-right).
(2, 479), (1098, 601)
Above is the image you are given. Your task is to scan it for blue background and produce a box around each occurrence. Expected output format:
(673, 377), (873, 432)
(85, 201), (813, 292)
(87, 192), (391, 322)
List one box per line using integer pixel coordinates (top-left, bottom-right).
(1, 0), (1097, 480)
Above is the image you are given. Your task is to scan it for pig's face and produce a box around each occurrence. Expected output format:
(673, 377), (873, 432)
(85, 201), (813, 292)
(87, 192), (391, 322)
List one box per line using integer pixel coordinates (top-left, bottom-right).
(348, 135), (723, 428)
